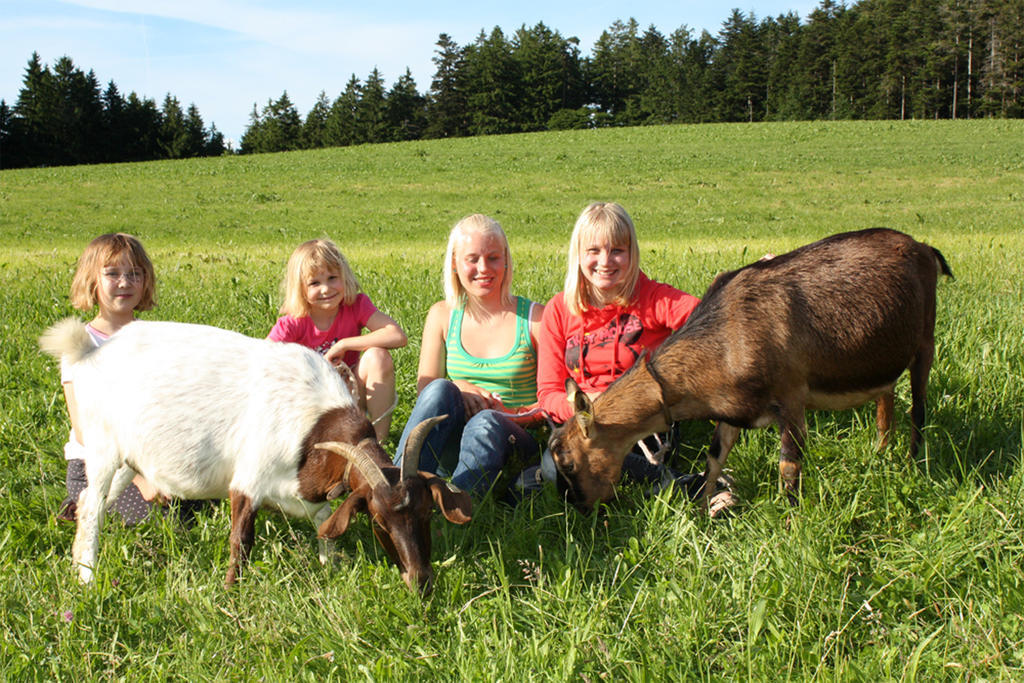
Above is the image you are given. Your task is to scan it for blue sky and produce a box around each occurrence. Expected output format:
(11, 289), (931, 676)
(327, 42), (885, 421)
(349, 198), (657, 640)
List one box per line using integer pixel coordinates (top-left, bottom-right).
(2, 0), (819, 145)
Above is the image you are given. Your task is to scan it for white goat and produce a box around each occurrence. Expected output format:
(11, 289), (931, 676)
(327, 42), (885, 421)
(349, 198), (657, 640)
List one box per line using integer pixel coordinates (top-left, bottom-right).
(40, 318), (470, 592)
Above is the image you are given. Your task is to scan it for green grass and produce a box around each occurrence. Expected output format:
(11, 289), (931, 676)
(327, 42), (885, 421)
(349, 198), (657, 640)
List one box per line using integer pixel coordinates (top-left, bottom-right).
(2, 119), (1022, 679)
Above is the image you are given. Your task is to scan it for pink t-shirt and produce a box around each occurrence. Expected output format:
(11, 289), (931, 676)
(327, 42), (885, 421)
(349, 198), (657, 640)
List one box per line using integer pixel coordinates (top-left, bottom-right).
(267, 293), (378, 368)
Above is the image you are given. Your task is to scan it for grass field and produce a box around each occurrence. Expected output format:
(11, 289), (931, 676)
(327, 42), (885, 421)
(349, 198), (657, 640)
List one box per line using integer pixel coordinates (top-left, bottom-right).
(1, 119), (1023, 679)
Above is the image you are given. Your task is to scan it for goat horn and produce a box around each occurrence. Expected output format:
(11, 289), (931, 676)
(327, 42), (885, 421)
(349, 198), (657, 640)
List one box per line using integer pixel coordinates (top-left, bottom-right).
(401, 414), (448, 480)
(315, 441), (388, 490)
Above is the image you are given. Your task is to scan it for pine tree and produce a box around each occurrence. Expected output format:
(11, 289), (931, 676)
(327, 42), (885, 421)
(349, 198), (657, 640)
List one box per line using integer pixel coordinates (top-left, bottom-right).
(160, 94), (189, 158)
(632, 25), (675, 123)
(302, 91), (331, 149)
(425, 33), (468, 138)
(101, 81), (128, 162)
(266, 91), (302, 151)
(939, 0), (981, 119)
(240, 93), (302, 153)
(326, 76), (361, 147)
(829, 4), (876, 119)
(794, 0), (845, 119)
(205, 124), (226, 156)
(386, 69), (427, 141)
(762, 13), (804, 119)
(47, 57), (105, 164)
(358, 68), (388, 143)
(979, 0), (1024, 116)
(669, 27), (716, 123)
(462, 27), (520, 135)
(122, 92), (162, 161)
(77, 68), (106, 163)
(239, 102), (265, 154)
(14, 52), (58, 166)
(589, 18), (643, 124)
(184, 104), (207, 156)
(0, 99), (17, 169)
(511, 23), (586, 130)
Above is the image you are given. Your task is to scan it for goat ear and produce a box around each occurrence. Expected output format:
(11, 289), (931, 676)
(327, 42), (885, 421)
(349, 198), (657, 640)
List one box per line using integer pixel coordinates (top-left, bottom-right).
(425, 476), (472, 524)
(574, 410), (594, 438)
(317, 493), (366, 539)
(565, 377), (581, 400)
(566, 377), (593, 416)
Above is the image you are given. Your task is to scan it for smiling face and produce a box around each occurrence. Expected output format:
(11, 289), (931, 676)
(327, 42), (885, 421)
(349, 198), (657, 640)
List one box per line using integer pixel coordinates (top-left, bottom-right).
(454, 231), (506, 302)
(303, 267), (343, 314)
(96, 254), (144, 317)
(581, 238), (631, 303)
(565, 202), (640, 315)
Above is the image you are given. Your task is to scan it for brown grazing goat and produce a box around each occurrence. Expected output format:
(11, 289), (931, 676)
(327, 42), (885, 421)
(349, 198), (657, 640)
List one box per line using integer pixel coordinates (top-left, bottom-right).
(313, 415), (469, 594)
(547, 228), (953, 512)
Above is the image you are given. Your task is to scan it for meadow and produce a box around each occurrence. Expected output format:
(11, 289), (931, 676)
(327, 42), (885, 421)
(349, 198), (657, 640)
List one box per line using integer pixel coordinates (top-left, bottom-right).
(1, 119), (1022, 680)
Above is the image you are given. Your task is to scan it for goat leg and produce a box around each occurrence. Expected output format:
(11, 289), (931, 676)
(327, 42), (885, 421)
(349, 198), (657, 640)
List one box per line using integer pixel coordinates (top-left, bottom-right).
(72, 457), (119, 584)
(875, 392), (895, 451)
(226, 490), (257, 587)
(107, 465), (136, 506)
(908, 345), (934, 459)
(778, 410), (806, 506)
(703, 423), (740, 514)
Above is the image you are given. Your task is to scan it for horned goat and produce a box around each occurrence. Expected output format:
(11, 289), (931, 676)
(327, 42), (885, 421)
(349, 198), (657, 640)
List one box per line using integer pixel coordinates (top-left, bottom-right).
(40, 319), (471, 593)
(547, 228), (953, 512)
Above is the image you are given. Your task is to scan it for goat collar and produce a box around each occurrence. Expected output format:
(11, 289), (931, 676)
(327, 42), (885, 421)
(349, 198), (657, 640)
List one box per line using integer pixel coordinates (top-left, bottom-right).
(645, 360), (675, 429)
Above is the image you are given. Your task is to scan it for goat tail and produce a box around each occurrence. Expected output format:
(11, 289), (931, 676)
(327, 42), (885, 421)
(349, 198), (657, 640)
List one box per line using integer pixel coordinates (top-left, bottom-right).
(931, 246), (954, 280)
(39, 317), (95, 364)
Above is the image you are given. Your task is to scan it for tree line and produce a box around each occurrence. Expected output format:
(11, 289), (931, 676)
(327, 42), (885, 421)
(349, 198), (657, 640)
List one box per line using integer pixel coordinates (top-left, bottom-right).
(1, 53), (225, 169)
(242, 0), (1023, 154)
(3, 0), (1021, 166)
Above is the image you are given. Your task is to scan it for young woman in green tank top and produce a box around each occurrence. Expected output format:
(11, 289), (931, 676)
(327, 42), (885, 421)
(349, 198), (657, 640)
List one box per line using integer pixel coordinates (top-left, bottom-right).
(394, 214), (544, 497)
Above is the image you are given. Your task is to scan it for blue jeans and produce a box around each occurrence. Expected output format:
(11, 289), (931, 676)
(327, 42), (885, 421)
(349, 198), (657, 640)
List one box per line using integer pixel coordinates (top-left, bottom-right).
(394, 379), (539, 495)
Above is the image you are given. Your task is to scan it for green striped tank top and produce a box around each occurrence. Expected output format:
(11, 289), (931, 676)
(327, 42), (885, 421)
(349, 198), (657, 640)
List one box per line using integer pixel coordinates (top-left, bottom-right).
(446, 296), (537, 409)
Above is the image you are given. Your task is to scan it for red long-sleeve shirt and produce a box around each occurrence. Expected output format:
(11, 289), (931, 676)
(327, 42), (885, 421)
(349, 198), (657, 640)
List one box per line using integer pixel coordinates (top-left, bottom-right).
(537, 272), (700, 423)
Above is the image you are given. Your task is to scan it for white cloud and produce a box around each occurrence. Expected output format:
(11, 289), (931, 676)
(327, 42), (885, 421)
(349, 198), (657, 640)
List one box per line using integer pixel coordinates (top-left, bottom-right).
(58, 0), (444, 65)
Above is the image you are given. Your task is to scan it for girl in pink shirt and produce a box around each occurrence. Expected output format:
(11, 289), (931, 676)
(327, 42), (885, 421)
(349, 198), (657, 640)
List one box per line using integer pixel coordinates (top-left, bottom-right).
(268, 239), (407, 442)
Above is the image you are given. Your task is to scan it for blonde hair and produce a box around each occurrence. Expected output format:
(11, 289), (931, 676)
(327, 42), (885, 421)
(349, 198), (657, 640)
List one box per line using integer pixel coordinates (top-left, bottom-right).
(564, 202), (640, 316)
(70, 233), (157, 311)
(279, 238), (360, 317)
(443, 214), (514, 308)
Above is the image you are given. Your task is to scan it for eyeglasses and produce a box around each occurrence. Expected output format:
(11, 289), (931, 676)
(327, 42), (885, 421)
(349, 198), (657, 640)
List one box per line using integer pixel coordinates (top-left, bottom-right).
(102, 269), (144, 284)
